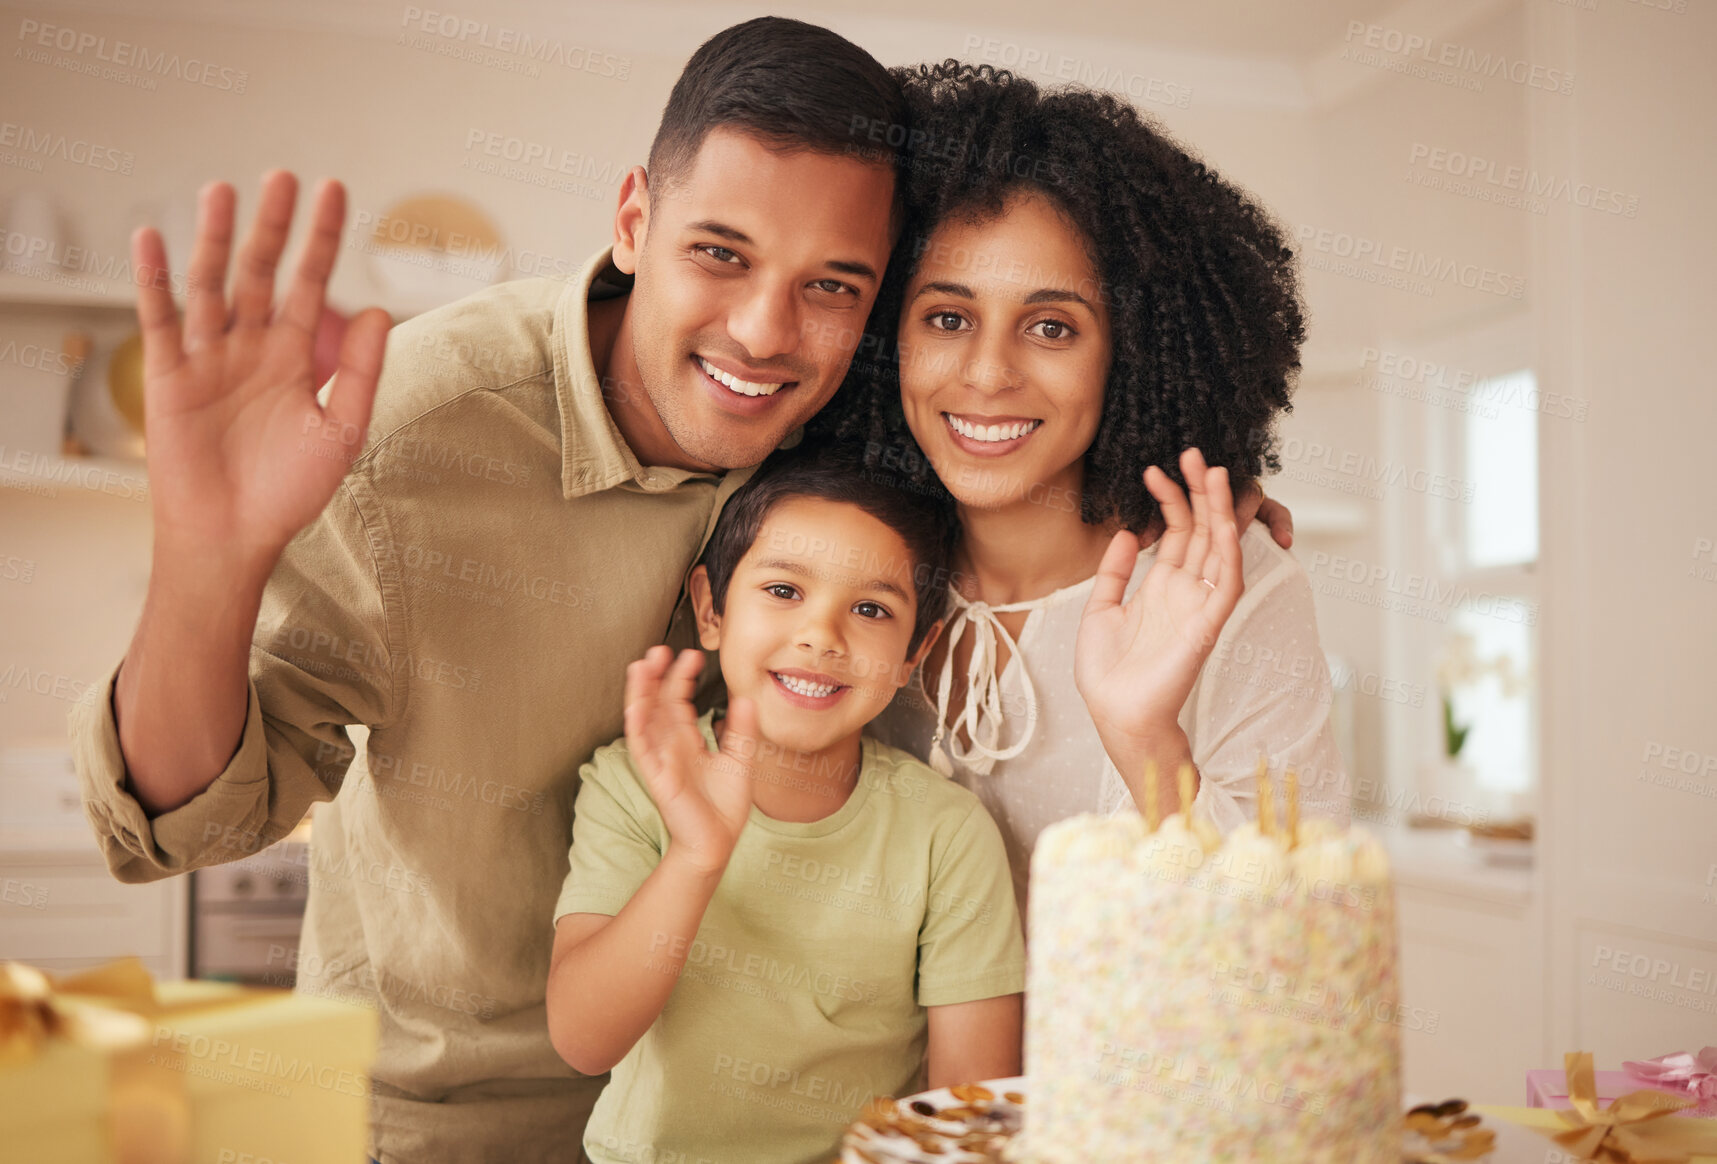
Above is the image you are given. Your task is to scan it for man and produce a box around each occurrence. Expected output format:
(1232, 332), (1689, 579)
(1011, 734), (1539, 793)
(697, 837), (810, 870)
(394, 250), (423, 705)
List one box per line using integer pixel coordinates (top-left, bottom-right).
(70, 15), (1290, 1162)
(73, 17), (904, 1161)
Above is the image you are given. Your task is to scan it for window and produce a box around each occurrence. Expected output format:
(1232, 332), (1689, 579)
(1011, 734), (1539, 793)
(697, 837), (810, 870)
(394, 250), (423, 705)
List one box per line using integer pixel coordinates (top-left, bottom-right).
(1377, 319), (1540, 824)
(1445, 609), (1534, 798)
(1464, 371), (1539, 569)
(1450, 369), (1539, 803)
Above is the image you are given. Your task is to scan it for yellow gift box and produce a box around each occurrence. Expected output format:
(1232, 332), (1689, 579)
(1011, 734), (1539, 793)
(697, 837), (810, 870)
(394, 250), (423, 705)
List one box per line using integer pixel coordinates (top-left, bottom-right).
(2, 959), (379, 1164)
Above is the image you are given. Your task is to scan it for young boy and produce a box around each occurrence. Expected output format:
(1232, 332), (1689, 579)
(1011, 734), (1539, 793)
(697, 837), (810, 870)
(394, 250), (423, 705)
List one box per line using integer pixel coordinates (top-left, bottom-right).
(545, 444), (1025, 1164)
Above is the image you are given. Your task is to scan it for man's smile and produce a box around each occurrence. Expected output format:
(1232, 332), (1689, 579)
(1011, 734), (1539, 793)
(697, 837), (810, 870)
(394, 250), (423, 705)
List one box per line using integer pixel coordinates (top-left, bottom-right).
(696, 354), (796, 398)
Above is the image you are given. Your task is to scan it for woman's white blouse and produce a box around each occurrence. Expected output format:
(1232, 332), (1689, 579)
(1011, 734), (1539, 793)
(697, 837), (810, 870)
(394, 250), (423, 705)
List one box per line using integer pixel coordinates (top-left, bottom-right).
(870, 522), (1350, 912)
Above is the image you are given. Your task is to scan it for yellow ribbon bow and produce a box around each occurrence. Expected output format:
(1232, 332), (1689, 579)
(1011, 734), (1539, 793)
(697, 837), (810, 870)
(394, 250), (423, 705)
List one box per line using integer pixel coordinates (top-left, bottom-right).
(1544, 1051), (1717, 1164)
(0, 959), (157, 1065)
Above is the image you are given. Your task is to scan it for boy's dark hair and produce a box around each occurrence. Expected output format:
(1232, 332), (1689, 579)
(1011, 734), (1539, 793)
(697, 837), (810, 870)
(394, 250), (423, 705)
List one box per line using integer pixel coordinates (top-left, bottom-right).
(812, 61), (1306, 534)
(647, 17), (908, 214)
(699, 443), (956, 656)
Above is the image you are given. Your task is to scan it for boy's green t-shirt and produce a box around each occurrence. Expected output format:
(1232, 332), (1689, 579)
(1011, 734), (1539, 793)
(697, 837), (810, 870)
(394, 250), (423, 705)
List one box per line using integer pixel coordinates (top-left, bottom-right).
(555, 711), (1026, 1164)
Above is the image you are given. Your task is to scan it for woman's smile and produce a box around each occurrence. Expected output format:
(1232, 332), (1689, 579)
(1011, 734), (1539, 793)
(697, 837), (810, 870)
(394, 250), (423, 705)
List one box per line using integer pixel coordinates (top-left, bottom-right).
(943, 412), (1045, 455)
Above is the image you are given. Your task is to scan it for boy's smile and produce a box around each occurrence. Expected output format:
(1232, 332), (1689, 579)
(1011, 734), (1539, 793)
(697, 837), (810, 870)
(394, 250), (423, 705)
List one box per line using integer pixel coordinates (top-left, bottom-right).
(689, 497), (940, 811)
(769, 666), (850, 707)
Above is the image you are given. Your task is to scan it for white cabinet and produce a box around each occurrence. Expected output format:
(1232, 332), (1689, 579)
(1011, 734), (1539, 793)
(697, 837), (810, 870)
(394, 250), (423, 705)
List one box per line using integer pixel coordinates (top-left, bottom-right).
(1388, 830), (1543, 1104)
(0, 848), (188, 978)
(0, 746), (188, 976)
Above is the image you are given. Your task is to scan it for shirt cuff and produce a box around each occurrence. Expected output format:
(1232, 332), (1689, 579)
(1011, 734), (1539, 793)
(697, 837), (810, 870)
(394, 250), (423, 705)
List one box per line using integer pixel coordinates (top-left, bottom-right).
(70, 657), (276, 882)
(551, 890), (631, 927)
(917, 961), (1027, 1008)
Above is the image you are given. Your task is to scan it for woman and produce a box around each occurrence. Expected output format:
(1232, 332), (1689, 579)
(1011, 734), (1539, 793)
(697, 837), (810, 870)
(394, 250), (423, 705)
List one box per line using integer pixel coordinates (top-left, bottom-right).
(816, 61), (1347, 910)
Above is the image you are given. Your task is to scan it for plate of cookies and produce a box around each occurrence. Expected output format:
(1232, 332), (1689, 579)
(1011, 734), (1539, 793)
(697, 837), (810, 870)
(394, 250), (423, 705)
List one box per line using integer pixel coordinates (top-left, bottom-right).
(840, 1077), (1026, 1163)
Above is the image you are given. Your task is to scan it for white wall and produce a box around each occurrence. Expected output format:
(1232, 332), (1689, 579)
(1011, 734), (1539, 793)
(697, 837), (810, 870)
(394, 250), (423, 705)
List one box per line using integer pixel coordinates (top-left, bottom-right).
(1528, 0), (1717, 1056)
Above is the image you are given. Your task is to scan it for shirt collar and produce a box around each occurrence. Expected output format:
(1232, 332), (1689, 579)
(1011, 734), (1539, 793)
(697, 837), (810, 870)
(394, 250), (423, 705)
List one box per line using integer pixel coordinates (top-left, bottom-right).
(552, 246), (718, 500)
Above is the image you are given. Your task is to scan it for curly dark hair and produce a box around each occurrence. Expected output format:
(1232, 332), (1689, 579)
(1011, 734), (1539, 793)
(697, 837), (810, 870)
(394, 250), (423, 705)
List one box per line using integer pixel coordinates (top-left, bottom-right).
(809, 60), (1306, 533)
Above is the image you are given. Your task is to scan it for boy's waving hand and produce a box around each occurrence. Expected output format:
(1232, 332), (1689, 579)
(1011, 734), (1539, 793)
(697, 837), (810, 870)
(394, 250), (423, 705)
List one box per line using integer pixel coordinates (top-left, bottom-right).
(624, 646), (758, 877)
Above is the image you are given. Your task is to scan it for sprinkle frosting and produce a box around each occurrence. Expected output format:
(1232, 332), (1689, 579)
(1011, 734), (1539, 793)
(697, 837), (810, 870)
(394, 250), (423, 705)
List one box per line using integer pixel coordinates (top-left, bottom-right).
(1008, 813), (1403, 1163)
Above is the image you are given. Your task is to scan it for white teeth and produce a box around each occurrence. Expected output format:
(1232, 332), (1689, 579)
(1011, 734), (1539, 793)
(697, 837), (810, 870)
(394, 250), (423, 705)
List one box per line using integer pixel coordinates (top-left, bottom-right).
(699, 357), (786, 397)
(776, 673), (839, 698)
(946, 415), (1041, 443)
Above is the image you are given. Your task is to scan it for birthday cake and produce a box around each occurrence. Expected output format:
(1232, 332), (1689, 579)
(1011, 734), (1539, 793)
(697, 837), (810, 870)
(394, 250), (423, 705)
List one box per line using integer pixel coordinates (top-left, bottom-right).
(1011, 770), (1402, 1162)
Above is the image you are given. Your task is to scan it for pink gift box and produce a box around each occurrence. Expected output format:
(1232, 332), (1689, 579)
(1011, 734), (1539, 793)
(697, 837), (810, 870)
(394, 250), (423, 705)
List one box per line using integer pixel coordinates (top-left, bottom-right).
(1527, 1069), (1717, 1118)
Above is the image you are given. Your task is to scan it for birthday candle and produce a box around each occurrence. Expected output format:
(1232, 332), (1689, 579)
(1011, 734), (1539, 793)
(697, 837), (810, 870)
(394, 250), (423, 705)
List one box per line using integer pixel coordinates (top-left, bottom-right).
(1257, 756), (1276, 838)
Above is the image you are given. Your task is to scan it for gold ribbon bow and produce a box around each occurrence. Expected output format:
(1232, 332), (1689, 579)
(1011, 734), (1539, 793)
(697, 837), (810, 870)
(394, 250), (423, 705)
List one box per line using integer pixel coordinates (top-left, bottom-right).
(1539, 1051), (1717, 1164)
(0, 958), (156, 1065)
(3, 959), (285, 1164)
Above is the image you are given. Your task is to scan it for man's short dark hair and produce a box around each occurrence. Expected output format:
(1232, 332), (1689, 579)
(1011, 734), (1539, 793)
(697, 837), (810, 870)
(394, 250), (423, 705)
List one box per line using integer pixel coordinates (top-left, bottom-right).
(647, 17), (907, 204)
(700, 442), (956, 656)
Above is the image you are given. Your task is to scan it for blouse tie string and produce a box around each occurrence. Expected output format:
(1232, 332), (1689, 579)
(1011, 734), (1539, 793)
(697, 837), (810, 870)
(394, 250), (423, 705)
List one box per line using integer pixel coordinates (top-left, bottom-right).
(927, 592), (1041, 778)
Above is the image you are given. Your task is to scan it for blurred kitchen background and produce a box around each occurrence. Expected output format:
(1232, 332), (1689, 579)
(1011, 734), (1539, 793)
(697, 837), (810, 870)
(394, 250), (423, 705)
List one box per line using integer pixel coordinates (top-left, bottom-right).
(2, 0), (1712, 1103)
